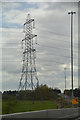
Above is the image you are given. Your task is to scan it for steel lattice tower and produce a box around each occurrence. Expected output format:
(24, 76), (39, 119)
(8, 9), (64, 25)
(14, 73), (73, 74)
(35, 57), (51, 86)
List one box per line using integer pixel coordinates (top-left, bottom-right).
(18, 14), (39, 91)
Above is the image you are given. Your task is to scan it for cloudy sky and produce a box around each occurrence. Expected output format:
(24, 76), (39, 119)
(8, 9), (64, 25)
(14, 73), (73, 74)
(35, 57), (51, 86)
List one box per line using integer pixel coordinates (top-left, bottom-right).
(0, 1), (79, 92)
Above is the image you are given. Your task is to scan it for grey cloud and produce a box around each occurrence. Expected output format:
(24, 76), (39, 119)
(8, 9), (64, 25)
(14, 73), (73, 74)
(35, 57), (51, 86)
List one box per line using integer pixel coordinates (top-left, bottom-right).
(2, 2), (78, 91)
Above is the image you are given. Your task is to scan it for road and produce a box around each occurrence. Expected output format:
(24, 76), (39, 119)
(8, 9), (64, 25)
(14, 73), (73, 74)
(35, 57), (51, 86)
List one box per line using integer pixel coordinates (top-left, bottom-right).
(1, 107), (80, 120)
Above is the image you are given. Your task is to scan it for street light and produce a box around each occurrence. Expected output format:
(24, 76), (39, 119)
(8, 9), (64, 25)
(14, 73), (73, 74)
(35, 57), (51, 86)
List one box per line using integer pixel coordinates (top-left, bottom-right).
(68, 11), (76, 106)
(64, 67), (67, 93)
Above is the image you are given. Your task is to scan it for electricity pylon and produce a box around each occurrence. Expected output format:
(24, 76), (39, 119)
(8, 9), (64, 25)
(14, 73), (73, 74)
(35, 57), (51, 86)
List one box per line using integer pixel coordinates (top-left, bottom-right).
(18, 14), (39, 91)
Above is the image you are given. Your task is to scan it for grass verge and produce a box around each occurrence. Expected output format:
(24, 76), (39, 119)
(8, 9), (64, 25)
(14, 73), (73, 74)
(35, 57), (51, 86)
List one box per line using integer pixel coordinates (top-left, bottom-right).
(2, 100), (57, 114)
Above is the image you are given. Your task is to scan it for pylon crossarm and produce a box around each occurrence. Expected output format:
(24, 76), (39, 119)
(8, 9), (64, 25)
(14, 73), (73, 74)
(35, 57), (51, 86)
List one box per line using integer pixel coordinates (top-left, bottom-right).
(24, 19), (34, 25)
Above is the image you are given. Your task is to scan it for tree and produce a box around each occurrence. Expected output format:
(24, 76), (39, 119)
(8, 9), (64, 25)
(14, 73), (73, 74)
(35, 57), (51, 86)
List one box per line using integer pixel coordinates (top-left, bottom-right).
(35, 84), (57, 100)
(53, 88), (61, 94)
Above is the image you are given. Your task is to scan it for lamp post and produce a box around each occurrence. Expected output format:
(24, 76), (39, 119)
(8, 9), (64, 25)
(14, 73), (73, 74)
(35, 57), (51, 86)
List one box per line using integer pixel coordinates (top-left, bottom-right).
(68, 11), (76, 106)
(64, 67), (67, 93)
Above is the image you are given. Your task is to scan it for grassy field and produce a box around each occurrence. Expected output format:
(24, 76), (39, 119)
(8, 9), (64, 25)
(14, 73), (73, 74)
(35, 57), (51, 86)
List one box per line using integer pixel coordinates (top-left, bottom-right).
(2, 100), (57, 114)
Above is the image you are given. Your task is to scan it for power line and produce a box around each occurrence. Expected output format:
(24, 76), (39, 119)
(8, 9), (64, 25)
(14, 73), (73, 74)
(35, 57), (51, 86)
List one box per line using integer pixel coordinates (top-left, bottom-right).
(36, 28), (70, 37)
(36, 43), (78, 53)
(0, 57), (69, 64)
(37, 52), (70, 58)
(1, 47), (78, 60)
(38, 63), (78, 70)
(1, 42), (78, 53)
(38, 35), (70, 43)
(1, 32), (78, 46)
(0, 61), (22, 62)
(38, 35), (78, 45)
(37, 58), (68, 65)
(39, 63), (70, 69)
(2, 29), (78, 44)
(37, 51), (78, 59)
(2, 27), (69, 37)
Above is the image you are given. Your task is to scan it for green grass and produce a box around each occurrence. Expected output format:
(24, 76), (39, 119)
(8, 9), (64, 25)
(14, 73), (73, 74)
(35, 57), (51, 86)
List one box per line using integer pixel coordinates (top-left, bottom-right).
(2, 100), (57, 114)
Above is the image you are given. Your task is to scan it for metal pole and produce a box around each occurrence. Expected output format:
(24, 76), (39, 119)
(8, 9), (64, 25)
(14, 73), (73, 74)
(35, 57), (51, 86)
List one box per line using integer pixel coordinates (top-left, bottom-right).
(71, 12), (73, 99)
(52, 79), (54, 90)
(64, 67), (66, 92)
(68, 11), (76, 106)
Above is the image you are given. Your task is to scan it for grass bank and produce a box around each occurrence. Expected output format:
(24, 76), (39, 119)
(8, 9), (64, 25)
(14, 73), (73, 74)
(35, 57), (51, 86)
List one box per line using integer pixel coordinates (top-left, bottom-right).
(2, 100), (57, 114)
